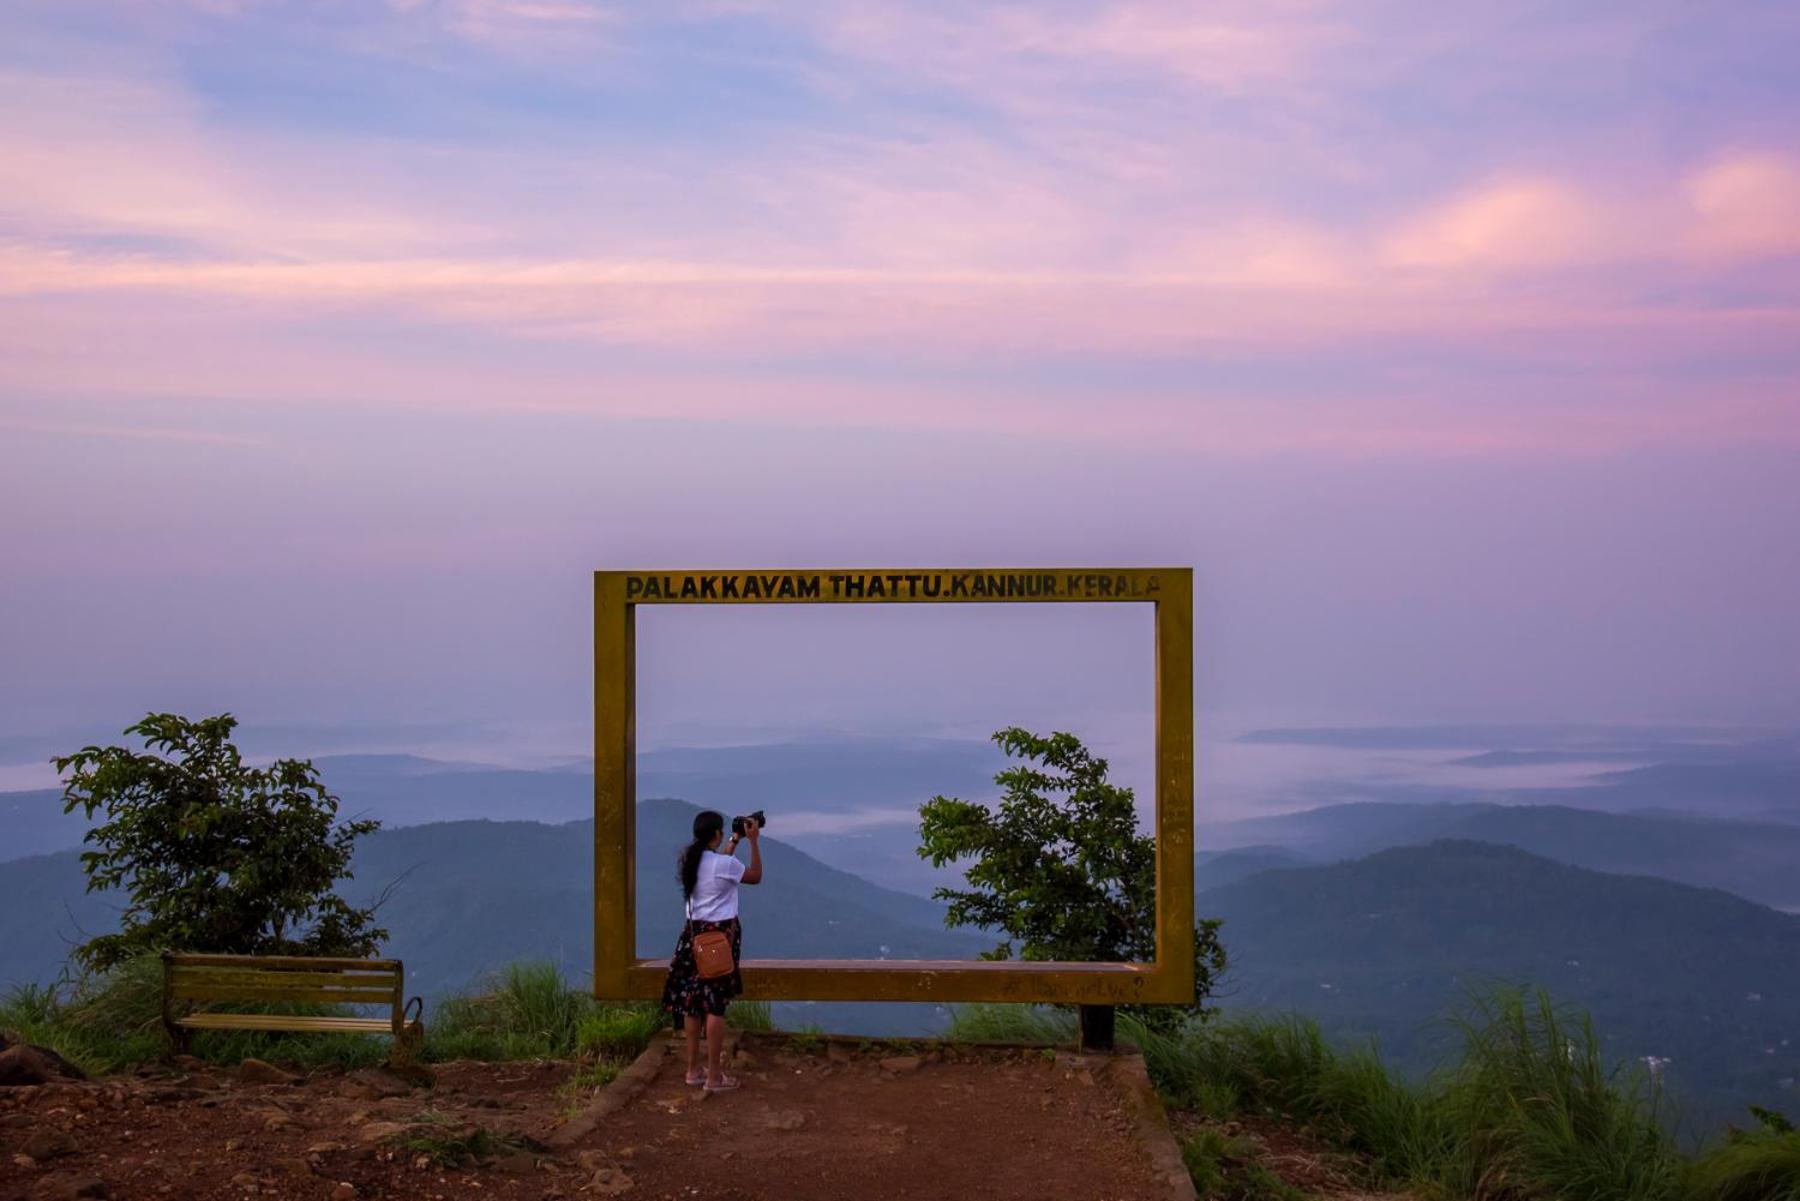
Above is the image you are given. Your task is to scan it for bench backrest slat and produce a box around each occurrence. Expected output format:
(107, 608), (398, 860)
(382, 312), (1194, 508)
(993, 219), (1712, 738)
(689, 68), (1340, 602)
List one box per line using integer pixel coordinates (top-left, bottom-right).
(165, 953), (402, 971)
(167, 968), (399, 990)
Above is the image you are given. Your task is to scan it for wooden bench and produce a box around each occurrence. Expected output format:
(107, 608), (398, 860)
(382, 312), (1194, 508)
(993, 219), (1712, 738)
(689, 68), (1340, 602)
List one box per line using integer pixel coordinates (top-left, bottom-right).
(161, 953), (424, 1066)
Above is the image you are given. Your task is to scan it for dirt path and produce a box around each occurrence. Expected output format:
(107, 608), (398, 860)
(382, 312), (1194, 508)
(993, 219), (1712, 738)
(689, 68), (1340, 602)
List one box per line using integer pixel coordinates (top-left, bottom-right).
(3, 1038), (1180, 1201)
(585, 1036), (1166, 1201)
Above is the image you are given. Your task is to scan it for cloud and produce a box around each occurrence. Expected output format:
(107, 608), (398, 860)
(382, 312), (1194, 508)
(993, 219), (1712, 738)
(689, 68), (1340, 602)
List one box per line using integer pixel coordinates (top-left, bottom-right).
(1685, 152), (1800, 261)
(1381, 179), (1612, 272)
(0, 416), (268, 448)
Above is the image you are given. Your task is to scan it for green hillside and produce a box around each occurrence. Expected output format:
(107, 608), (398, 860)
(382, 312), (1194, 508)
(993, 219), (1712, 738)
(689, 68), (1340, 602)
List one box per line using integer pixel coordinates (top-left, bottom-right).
(1202, 840), (1800, 1127)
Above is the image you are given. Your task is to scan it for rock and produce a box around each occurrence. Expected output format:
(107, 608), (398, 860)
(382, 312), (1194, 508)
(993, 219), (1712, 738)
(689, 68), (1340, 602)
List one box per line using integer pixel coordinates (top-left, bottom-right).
(588, 1166), (633, 1196)
(23, 1128), (78, 1160)
(492, 1150), (538, 1174)
(0, 1046), (55, 1087)
(274, 1156), (316, 1179)
(229, 1172), (259, 1189)
(143, 1086), (201, 1104)
(353, 1120), (410, 1144)
(878, 1056), (922, 1074)
(826, 1044), (851, 1064)
(236, 1059), (297, 1086)
(343, 1068), (412, 1100)
(330, 1184), (359, 1201)
(30, 1176), (108, 1201)
(761, 1109), (806, 1132)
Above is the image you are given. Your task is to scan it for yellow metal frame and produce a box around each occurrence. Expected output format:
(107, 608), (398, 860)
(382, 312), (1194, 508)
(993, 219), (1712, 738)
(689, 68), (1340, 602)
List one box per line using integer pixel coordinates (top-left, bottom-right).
(594, 568), (1194, 1006)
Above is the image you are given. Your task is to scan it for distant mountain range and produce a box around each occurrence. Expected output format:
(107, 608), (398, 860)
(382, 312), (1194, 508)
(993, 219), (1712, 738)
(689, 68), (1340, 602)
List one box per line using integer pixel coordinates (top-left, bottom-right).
(1204, 802), (1800, 911)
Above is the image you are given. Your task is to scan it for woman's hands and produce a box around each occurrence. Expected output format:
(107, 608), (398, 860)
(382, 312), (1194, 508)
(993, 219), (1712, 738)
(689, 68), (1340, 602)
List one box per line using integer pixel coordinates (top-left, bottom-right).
(741, 818), (763, 885)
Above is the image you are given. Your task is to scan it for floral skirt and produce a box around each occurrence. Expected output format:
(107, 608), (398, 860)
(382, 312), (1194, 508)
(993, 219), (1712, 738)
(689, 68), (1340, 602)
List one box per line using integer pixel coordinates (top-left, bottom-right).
(660, 916), (743, 1020)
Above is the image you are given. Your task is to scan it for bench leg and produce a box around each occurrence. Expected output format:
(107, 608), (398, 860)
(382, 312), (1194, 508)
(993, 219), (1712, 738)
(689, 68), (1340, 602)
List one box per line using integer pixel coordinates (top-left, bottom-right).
(389, 1021), (424, 1069)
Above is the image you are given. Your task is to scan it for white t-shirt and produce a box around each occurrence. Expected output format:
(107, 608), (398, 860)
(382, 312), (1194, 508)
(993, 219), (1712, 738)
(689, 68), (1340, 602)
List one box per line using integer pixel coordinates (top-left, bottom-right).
(687, 849), (746, 922)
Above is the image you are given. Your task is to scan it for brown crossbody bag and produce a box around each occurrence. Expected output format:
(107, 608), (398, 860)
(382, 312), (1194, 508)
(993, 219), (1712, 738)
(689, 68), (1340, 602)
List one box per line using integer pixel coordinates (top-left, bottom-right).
(687, 912), (735, 980)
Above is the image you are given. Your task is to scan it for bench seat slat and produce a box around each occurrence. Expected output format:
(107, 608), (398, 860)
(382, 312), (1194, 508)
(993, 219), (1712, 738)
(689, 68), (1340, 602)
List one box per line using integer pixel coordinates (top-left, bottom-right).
(174, 1013), (397, 1033)
(172, 985), (399, 1005)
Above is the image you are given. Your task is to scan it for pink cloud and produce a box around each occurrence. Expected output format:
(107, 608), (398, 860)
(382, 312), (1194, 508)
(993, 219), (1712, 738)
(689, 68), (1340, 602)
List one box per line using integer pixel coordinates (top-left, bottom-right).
(1685, 152), (1800, 261)
(1381, 178), (1618, 272)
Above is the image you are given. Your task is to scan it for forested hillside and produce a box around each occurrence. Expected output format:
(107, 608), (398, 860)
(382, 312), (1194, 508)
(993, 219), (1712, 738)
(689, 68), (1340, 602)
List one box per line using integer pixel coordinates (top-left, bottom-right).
(1204, 840), (1800, 1127)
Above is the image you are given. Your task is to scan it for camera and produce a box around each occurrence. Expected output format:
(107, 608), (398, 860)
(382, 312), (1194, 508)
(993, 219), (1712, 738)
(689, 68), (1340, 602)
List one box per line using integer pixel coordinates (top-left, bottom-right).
(731, 810), (766, 837)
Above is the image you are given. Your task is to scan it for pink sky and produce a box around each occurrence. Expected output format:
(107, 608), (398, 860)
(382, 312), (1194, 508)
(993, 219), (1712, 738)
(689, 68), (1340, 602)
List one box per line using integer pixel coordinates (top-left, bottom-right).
(2, 1), (1798, 772)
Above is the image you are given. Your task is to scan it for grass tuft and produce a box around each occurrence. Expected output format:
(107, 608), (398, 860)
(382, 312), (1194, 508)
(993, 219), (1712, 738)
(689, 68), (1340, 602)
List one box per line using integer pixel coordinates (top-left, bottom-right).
(1686, 1109), (1800, 1201)
(400, 1124), (525, 1167)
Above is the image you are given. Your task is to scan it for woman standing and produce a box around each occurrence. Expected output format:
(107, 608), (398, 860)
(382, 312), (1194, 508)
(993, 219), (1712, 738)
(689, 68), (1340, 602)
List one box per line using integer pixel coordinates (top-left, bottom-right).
(662, 809), (762, 1092)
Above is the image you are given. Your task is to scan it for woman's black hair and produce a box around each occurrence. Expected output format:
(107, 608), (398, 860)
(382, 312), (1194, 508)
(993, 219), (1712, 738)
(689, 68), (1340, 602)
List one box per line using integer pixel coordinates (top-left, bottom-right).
(679, 810), (726, 900)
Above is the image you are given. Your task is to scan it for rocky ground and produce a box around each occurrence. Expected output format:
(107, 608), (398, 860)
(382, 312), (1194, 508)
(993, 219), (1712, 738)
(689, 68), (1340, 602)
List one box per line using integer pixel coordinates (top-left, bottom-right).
(2, 1035), (1175, 1201)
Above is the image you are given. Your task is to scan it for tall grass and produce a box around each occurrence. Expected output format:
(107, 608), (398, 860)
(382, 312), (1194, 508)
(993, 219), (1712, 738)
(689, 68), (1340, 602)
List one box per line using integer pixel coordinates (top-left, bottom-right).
(1436, 988), (1682, 1201)
(948, 987), (1795, 1201)
(1686, 1109), (1800, 1201)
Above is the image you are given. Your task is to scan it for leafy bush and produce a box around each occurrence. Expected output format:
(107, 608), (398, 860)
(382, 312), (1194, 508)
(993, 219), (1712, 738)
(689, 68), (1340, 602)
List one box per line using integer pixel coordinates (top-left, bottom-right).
(55, 713), (383, 971)
(917, 727), (1225, 1031)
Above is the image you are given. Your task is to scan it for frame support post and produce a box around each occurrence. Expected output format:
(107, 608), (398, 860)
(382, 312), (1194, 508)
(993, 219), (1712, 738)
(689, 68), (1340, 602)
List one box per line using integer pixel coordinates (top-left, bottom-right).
(1079, 1005), (1115, 1053)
